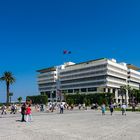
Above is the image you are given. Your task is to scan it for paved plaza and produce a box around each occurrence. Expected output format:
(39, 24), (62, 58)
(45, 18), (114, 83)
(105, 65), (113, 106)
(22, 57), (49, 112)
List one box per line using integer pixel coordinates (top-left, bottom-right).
(0, 109), (140, 140)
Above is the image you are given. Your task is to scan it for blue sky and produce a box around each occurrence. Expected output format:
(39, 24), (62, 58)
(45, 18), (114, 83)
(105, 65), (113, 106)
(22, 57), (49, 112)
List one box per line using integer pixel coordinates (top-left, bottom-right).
(0, 0), (140, 102)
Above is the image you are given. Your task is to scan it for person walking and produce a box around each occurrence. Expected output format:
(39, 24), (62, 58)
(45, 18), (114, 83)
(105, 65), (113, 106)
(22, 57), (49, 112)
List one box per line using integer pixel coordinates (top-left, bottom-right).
(14, 104), (17, 114)
(60, 103), (64, 114)
(26, 104), (32, 122)
(109, 103), (114, 115)
(121, 103), (127, 116)
(1, 105), (7, 115)
(10, 104), (15, 114)
(132, 102), (136, 112)
(21, 103), (26, 122)
(78, 104), (81, 110)
(101, 103), (106, 115)
(95, 103), (98, 110)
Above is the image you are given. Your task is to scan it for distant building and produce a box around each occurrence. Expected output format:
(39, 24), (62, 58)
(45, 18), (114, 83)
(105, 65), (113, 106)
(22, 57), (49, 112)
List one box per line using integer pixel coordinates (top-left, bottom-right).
(37, 58), (140, 103)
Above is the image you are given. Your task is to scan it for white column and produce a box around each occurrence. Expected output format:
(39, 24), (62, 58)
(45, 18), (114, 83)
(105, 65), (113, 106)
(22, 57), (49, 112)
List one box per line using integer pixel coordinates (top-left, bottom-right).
(110, 88), (113, 93)
(73, 89), (74, 94)
(105, 88), (108, 93)
(50, 91), (53, 102)
(126, 90), (129, 105)
(115, 89), (118, 104)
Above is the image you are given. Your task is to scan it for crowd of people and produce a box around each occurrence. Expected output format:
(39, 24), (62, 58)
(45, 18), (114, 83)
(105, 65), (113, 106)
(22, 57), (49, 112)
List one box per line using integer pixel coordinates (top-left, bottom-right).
(1, 104), (17, 115)
(45, 101), (130, 116)
(0, 101), (137, 122)
(0, 103), (32, 122)
(101, 102), (127, 116)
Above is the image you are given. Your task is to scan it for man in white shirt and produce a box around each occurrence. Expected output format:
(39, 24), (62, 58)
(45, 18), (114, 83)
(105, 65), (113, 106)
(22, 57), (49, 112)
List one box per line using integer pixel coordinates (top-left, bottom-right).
(121, 103), (127, 115)
(60, 103), (64, 114)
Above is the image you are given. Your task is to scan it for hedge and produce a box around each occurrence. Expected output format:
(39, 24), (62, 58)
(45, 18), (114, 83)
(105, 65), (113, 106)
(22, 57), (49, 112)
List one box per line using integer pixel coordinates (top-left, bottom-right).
(65, 93), (114, 106)
(26, 95), (48, 104)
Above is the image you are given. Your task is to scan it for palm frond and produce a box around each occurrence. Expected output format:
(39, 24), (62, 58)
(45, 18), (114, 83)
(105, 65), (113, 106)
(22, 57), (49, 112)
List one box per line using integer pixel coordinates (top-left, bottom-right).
(0, 71), (16, 84)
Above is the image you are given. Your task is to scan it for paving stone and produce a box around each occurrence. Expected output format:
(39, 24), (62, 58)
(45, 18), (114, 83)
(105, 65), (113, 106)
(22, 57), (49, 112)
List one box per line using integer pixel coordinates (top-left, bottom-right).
(0, 110), (140, 140)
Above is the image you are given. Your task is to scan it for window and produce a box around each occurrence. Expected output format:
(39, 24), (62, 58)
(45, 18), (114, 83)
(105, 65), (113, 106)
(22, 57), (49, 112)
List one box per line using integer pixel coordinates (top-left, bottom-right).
(88, 88), (97, 92)
(81, 88), (87, 92)
(68, 89), (73, 93)
(113, 89), (116, 93)
(74, 89), (79, 93)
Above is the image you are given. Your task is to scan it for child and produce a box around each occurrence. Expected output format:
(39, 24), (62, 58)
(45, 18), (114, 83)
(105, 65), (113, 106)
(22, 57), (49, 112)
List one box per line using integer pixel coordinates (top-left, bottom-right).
(101, 103), (106, 115)
(26, 104), (32, 122)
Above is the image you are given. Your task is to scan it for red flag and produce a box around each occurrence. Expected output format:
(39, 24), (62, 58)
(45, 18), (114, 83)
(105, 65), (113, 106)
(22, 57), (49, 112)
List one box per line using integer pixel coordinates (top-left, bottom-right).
(63, 50), (71, 54)
(63, 50), (68, 54)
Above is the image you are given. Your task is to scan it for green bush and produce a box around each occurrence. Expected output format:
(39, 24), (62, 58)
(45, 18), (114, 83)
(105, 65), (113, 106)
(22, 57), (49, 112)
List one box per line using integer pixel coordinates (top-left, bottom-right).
(114, 108), (140, 112)
(67, 98), (74, 106)
(65, 93), (114, 106)
(0, 103), (3, 106)
(126, 108), (140, 112)
(26, 95), (48, 105)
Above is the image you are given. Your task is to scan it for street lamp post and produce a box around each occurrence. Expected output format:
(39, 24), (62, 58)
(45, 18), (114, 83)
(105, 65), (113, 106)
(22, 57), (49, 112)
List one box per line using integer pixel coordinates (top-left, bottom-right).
(9, 92), (13, 103)
(105, 94), (108, 105)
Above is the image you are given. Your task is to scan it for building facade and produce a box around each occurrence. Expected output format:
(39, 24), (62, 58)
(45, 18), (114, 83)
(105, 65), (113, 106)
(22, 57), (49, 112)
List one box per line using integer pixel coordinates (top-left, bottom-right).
(37, 58), (140, 104)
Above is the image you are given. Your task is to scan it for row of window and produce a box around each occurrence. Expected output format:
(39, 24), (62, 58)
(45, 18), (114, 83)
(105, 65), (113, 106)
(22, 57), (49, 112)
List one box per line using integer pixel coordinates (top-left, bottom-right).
(129, 76), (140, 82)
(61, 81), (105, 89)
(107, 70), (127, 78)
(38, 79), (55, 83)
(107, 81), (124, 87)
(39, 86), (56, 90)
(128, 80), (140, 85)
(38, 75), (128, 89)
(41, 87), (119, 95)
(60, 70), (106, 80)
(67, 88), (97, 93)
(128, 72), (140, 78)
(107, 75), (127, 83)
(38, 73), (56, 79)
(61, 76), (106, 84)
(107, 64), (127, 73)
(39, 82), (56, 87)
(60, 64), (107, 75)
(39, 75), (126, 88)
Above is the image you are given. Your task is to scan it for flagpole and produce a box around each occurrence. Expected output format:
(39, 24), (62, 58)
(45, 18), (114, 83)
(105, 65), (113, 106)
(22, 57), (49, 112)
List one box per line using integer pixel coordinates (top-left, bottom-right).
(63, 50), (72, 63)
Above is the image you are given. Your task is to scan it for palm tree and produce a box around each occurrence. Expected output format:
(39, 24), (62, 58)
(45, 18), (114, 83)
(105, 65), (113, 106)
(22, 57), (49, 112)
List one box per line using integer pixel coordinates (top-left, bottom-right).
(120, 86), (126, 103)
(0, 72), (15, 105)
(9, 92), (13, 103)
(17, 97), (22, 104)
(120, 85), (132, 104)
(131, 89), (137, 104)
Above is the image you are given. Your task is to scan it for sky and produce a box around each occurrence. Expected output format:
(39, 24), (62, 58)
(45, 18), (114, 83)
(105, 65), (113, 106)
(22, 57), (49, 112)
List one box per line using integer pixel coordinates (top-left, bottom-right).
(0, 0), (140, 102)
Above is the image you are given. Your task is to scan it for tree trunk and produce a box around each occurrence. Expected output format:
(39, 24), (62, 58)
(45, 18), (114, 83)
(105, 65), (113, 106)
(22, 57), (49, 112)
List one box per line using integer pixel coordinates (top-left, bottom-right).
(6, 82), (9, 105)
(122, 92), (123, 104)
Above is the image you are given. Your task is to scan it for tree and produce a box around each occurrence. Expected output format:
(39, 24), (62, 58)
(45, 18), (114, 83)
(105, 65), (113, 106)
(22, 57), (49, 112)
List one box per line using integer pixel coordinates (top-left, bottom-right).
(26, 95), (48, 104)
(0, 72), (15, 105)
(17, 97), (22, 104)
(9, 92), (13, 103)
(120, 85), (132, 104)
(119, 86), (126, 104)
(83, 98), (90, 106)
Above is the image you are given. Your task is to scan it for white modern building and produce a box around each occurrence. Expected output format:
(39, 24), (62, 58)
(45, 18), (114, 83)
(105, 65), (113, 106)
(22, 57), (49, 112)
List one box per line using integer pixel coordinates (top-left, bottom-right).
(37, 58), (140, 103)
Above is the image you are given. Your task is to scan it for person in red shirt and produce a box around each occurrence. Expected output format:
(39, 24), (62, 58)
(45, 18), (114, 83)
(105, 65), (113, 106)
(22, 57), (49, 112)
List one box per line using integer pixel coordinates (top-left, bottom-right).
(26, 104), (32, 122)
